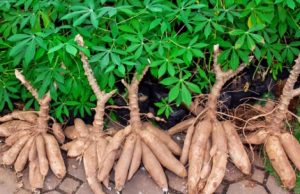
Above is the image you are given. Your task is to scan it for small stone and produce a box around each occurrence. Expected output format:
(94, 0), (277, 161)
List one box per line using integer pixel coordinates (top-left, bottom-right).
(227, 180), (268, 194)
(251, 168), (265, 183)
(165, 170), (187, 193)
(59, 177), (80, 194)
(266, 175), (290, 194)
(43, 171), (63, 191)
(224, 162), (245, 182)
(122, 169), (162, 194)
(67, 158), (86, 181)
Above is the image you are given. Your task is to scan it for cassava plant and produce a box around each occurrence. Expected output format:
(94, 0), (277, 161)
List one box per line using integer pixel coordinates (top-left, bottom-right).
(1, 0), (300, 120)
(61, 34), (116, 194)
(97, 66), (187, 193)
(242, 54), (300, 189)
(0, 70), (66, 190)
(168, 45), (252, 194)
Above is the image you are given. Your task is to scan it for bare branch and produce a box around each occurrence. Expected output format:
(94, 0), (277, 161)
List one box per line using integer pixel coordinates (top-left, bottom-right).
(15, 69), (39, 101)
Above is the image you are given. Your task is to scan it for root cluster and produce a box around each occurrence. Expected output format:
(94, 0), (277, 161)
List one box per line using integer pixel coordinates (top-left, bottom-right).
(168, 45), (252, 194)
(240, 54), (300, 189)
(62, 35), (115, 194)
(97, 66), (186, 193)
(0, 70), (66, 190)
(62, 35), (185, 193)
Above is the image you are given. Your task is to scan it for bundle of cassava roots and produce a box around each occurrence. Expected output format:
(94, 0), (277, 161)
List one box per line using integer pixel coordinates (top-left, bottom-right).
(168, 44), (252, 194)
(0, 37), (299, 194)
(62, 34), (186, 193)
(241, 54), (300, 189)
(0, 70), (66, 190)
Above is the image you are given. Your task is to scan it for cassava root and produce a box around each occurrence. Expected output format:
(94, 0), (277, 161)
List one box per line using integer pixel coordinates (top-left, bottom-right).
(62, 34), (116, 194)
(0, 70), (66, 190)
(96, 64), (186, 193)
(241, 54), (300, 189)
(169, 44), (252, 194)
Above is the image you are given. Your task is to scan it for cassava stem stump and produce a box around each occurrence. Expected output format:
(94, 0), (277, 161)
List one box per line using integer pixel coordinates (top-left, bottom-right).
(169, 45), (252, 194)
(61, 34), (116, 194)
(242, 54), (300, 189)
(0, 70), (66, 191)
(97, 66), (186, 193)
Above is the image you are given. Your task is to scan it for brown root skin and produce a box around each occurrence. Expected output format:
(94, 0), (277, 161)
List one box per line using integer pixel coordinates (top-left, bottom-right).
(139, 129), (187, 177)
(188, 120), (212, 194)
(197, 139), (212, 191)
(43, 133), (66, 178)
(127, 136), (142, 180)
(5, 130), (31, 146)
(180, 125), (195, 165)
(168, 117), (195, 135)
(223, 121), (251, 175)
(84, 143), (105, 194)
(201, 151), (227, 194)
(0, 111), (37, 123)
(266, 135), (295, 189)
(1, 134), (30, 165)
(115, 134), (136, 191)
(14, 136), (35, 172)
(64, 125), (79, 140)
(52, 123), (65, 144)
(243, 129), (268, 145)
(144, 122), (182, 156)
(280, 133), (300, 171)
(142, 142), (168, 192)
(0, 120), (33, 137)
(36, 135), (49, 176)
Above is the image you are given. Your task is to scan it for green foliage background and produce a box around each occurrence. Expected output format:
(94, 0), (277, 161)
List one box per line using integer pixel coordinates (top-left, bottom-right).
(0, 0), (299, 121)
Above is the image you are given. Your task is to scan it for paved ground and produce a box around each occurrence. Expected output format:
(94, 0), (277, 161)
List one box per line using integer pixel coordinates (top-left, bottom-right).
(0, 136), (293, 194)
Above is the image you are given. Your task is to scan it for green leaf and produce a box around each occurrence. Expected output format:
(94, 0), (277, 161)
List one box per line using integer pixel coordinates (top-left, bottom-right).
(158, 63), (167, 77)
(229, 29), (245, 36)
(251, 34), (265, 44)
(246, 36), (256, 51)
(286, 0), (295, 9)
(9, 38), (30, 56)
(235, 35), (245, 49)
(230, 50), (239, 70)
(168, 83), (180, 102)
(185, 82), (201, 93)
(61, 10), (87, 20)
(181, 84), (192, 105)
(25, 41), (36, 65)
(65, 44), (77, 56)
(8, 34), (30, 42)
(248, 24), (265, 32)
(149, 18), (161, 30)
(204, 23), (212, 38)
(73, 13), (90, 26)
(90, 12), (98, 28)
(160, 77), (179, 85)
(278, 22), (287, 37)
(48, 43), (64, 53)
